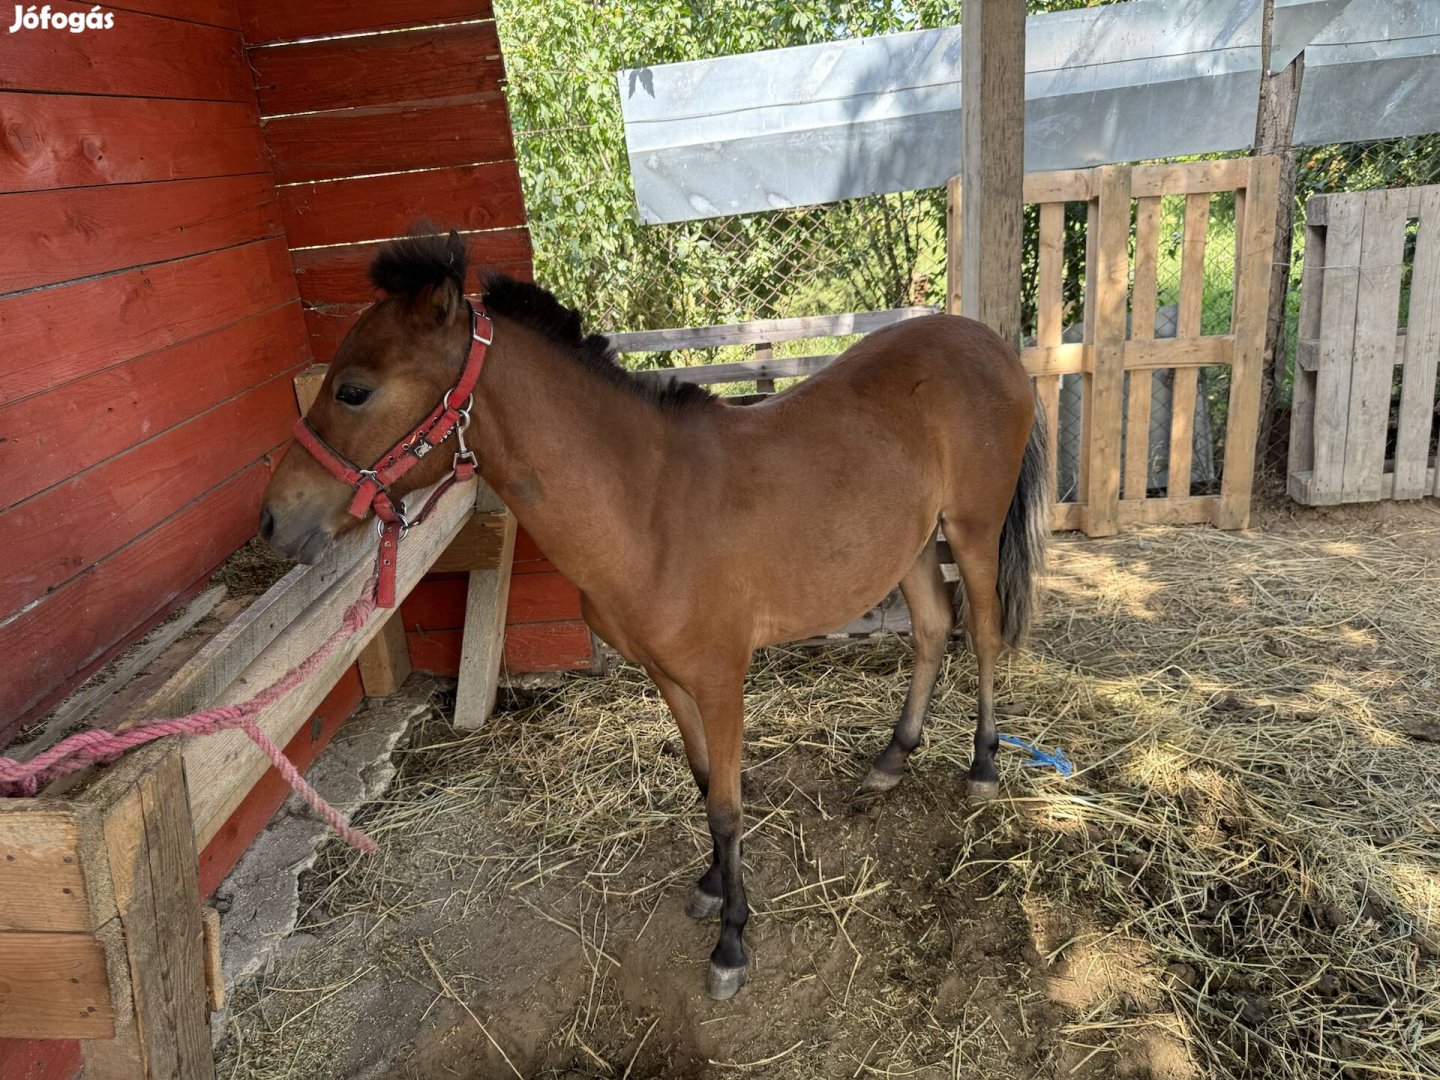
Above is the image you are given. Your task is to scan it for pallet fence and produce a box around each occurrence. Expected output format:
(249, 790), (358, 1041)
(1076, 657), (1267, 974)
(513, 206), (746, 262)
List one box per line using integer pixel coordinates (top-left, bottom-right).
(950, 156), (1280, 535)
(1289, 184), (1440, 504)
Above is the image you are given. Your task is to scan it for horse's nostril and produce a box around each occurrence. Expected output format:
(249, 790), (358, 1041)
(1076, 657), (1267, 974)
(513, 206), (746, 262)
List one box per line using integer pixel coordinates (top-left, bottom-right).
(259, 506), (275, 542)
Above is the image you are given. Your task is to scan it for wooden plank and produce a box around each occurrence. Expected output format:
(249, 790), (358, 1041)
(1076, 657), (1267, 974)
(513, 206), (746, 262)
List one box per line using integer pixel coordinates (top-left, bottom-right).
(453, 502), (517, 730)
(1123, 335), (1234, 370)
(498, 621), (594, 675)
(357, 615), (412, 698)
(0, 238), (302, 406)
(1, 303), (306, 510)
(0, 95), (266, 195)
(304, 305), (366, 365)
(291, 227), (531, 305)
(0, 2), (249, 100)
(1018, 343), (1088, 378)
(1341, 187), (1408, 502)
(182, 478), (477, 846)
(0, 809), (94, 933)
(432, 512), (511, 572)
(279, 162), (526, 249)
(10, 588), (225, 766)
(200, 908), (223, 1012)
(241, 0), (491, 44)
(1288, 220), (1328, 496)
(0, 931), (115, 1039)
(1289, 467), (1439, 506)
(1394, 189), (1440, 499)
(1178, 192), (1211, 339)
(263, 96), (515, 184)
(1037, 201), (1064, 347)
(1125, 197), (1163, 499)
(1118, 494), (1221, 526)
(959, 0), (1025, 346)
(609, 307), (936, 354)
(1167, 368), (1198, 499)
(946, 175), (963, 315)
(253, 23), (504, 117)
(81, 745), (213, 1080)
(1035, 376), (1060, 500)
(0, 377), (298, 618)
(0, 174), (284, 295)
(0, 464), (272, 726)
(1310, 194), (1365, 502)
(1131, 158), (1251, 198)
(294, 365), (328, 415)
(1022, 169), (1095, 204)
(1216, 155), (1279, 527)
(1081, 166), (1130, 537)
(632, 352), (838, 387)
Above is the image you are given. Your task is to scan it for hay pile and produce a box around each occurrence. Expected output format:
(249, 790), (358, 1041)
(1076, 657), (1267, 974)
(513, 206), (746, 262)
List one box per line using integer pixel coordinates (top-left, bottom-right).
(223, 514), (1440, 1078)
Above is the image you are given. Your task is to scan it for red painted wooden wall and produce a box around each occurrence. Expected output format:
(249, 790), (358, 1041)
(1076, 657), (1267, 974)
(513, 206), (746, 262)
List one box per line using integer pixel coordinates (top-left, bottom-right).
(241, 0), (596, 677)
(0, 1), (312, 739)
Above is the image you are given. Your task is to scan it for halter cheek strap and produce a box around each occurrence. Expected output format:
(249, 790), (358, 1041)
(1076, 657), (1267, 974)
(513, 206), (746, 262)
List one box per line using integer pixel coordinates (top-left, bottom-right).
(291, 302), (494, 607)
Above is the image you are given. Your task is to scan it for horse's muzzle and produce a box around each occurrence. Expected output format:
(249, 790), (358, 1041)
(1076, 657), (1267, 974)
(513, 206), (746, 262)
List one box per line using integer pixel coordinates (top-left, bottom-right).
(259, 503), (332, 565)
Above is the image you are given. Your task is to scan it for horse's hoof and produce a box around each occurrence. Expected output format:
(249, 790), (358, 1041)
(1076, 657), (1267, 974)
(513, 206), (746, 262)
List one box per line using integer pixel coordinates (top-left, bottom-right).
(855, 766), (903, 796)
(967, 777), (1000, 801)
(708, 962), (748, 1000)
(686, 888), (723, 919)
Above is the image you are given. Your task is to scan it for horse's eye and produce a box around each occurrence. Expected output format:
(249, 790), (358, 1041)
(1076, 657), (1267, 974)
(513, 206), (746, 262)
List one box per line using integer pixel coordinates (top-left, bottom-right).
(336, 383), (372, 407)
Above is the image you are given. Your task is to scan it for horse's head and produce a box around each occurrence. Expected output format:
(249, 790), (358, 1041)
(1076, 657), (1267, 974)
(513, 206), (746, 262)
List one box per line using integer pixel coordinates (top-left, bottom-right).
(260, 230), (475, 563)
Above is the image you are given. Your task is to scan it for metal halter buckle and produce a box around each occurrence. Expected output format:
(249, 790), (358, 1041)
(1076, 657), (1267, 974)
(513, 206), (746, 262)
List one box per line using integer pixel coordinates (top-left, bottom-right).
(471, 308), (494, 346)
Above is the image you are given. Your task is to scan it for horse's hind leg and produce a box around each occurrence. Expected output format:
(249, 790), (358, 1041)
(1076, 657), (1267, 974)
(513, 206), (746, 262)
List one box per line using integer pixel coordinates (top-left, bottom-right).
(857, 536), (954, 794)
(942, 517), (1004, 800)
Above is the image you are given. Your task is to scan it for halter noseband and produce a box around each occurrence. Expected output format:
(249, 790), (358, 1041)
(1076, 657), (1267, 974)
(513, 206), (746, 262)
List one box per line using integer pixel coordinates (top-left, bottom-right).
(291, 301), (494, 607)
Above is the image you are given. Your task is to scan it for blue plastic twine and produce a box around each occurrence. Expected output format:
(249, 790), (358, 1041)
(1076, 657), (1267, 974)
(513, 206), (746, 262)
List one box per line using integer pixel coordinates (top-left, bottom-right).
(997, 733), (1073, 778)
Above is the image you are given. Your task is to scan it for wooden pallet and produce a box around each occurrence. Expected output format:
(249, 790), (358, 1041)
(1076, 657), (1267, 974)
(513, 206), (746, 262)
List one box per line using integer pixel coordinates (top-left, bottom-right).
(1289, 185), (1440, 505)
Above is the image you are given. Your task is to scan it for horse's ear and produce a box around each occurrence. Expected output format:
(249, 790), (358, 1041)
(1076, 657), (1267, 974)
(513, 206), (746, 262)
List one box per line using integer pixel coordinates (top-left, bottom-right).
(409, 275), (463, 328)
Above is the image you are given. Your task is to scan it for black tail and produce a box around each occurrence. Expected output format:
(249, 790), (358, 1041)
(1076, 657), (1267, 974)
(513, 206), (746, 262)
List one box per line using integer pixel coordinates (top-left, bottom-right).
(997, 400), (1049, 648)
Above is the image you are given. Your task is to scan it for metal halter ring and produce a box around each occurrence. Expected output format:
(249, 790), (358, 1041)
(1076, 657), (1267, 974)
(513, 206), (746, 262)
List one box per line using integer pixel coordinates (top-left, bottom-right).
(374, 500), (413, 542)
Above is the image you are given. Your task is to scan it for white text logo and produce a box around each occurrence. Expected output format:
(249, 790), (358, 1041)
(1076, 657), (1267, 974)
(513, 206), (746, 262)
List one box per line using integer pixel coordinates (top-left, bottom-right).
(9, 5), (114, 32)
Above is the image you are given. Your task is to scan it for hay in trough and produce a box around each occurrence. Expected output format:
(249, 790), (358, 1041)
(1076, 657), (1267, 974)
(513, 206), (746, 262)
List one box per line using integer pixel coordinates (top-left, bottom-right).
(219, 507), (1440, 1079)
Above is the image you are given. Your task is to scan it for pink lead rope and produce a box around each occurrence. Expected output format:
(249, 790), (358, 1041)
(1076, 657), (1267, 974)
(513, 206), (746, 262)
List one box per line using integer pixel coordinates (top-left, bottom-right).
(0, 580), (383, 854)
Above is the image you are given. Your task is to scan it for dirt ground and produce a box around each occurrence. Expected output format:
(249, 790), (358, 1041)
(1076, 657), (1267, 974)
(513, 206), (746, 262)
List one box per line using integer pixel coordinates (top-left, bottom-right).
(217, 500), (1440, 1080)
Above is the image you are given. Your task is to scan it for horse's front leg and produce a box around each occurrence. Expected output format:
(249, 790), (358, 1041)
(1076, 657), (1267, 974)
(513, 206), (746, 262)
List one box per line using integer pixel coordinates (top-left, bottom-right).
(692, 667), (750, 999)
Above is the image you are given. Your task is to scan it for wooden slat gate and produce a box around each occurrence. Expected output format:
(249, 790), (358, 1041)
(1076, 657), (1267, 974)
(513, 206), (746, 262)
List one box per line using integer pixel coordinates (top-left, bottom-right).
(1288, 185), (1440, 504)
(950, 156), (1280, 535)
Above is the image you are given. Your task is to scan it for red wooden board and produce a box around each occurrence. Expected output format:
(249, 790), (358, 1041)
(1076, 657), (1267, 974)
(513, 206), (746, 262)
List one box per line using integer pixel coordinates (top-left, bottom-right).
(1, 303), (307, 509)
(0, 94), (266, 194)
(0, 3), (249, 100)
(292, 229), (532, 305)
(263, 97), (515, 184)
(0, 460), (273, 723)
(241, 0), (491, 46)
(0, 239), (302, 406)
(1, 377), (298, 617)
(408, 621), (594, 675)
(301, 305), (364, 366)
(198, 665), (364, 896)
(108, 0), (240, 29)
(253, 22), (503, 117)
(0, 1039), (79, 1080)
(279, 162), (526, 248)
(0, 174), (283, 294)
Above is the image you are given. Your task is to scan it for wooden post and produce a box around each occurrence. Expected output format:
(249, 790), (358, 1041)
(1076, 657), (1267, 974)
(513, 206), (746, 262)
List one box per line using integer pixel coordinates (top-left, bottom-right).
(452, 484), (518, 730)
(1253, 0), (1305, 461)
(356, 613), (412, 698)
(81, 743), (215, 1080)
(956, 0), (1026, 347)
(1081, 166), (1132, 537)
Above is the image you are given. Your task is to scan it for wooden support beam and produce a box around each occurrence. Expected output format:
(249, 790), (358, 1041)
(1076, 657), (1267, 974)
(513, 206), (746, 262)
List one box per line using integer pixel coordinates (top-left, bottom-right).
(356, 613), (411, 698)
(80, 743), (214, 1079)
(956, 0), (1025, 346)
(453, 487), (517, 730)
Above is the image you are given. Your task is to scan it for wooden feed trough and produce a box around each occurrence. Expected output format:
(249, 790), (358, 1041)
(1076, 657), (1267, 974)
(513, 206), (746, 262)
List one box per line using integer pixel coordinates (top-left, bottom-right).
(1289, 184), (1440, 505)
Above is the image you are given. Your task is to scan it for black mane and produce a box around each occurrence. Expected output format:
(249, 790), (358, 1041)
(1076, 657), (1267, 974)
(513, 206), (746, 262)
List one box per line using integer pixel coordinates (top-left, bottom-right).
(369, 226), (468, 296)
(480, 272), (716, 412)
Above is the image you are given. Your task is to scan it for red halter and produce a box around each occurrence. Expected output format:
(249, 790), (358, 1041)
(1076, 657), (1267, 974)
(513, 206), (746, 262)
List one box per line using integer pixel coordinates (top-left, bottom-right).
(292, 302), (494, 607)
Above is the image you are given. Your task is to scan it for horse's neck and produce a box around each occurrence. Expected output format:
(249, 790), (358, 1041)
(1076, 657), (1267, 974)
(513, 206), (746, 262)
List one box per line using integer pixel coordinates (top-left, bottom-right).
(468, 324), (663, 591)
